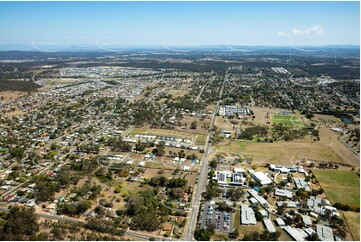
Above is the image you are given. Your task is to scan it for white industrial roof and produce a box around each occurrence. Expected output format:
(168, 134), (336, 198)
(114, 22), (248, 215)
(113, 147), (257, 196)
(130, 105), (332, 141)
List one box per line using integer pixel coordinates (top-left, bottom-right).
(241, 204), (257, 225)
(283, 226), (305, 241)
(251, 172), (272, 185)
(317, 224), (334, 241)
(263, 218), (276, 233)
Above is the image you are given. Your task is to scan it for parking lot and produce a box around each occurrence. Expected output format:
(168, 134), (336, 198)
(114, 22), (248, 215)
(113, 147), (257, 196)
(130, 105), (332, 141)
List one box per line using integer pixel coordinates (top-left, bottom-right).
(199, 202), (232, 233)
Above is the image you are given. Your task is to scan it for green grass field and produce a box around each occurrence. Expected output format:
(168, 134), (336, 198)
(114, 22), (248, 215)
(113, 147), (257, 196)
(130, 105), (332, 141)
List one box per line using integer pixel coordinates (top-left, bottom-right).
(195, 134), (208, 146)
(272, 114), (304, 127)
(214, 140), (251, 154)
(313, 169), (360, 207)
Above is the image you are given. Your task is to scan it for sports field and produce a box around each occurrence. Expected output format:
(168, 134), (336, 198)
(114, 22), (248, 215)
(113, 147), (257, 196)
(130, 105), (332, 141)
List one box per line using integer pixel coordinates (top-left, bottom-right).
(272, 114), (304, 127)
(312, 169), (360, 208)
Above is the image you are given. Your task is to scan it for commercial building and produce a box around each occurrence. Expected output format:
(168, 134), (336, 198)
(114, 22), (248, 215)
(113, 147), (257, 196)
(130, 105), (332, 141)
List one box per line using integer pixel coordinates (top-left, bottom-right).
(241, 204), (256, 225)
(274, 188), (293, 199)
(248, 189), (269, 207)
(283, 226), (306, 241)
(218, 105), (249, 117)
(294, 178), (309, 190)
(263, 218), (276, 233)
(251, 172), (272, 185)
(317, 224), (334, 241)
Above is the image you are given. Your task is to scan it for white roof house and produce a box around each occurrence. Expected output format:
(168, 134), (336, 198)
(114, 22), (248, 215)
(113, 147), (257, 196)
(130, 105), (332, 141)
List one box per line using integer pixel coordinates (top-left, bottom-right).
(251, 172), (272, 185)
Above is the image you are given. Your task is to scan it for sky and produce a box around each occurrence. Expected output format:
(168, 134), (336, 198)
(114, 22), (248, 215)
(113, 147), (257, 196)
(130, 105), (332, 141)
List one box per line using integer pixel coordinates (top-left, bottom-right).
(0, 1), (359, 50)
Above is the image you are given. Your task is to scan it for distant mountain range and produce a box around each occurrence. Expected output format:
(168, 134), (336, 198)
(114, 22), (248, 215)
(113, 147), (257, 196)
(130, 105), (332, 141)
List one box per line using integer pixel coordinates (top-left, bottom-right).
(0, 44), (359, 52)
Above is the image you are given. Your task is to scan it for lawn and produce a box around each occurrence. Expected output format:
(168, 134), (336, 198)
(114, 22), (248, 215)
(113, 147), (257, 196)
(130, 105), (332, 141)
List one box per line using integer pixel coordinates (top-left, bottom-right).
(272, 114), (304, 127)
(195, 134), (208, 146)
(214, 140), (251, 154)
(313, 169), (360, 207)
(342, 211), (360, 241)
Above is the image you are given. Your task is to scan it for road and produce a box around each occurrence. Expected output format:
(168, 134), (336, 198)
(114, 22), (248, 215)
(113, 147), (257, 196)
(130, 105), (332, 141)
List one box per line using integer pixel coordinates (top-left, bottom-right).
(184, 70), (228, 241)
(194, 76), (214, 103)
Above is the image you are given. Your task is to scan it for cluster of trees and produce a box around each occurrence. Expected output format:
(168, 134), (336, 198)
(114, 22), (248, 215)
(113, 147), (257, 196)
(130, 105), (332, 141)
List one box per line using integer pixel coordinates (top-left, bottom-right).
(167, 98), (204, 112)
(72, 182), (102, 200)
(85, 218), (125, 236)
(108, 137), (132, 152)
(242, 231), (281, 241)
(238, 126), (268, 140)
(334, 202), (360, 212)
(0, 80), (39, 92)
(203, 182), (222, 200)
(57, 200), (92, 216)
(144, 176), (187, 189)
(226, 188), (244, 201)
(0, 206), (39, 240)
(317, 162), (339, 169)
(271, 124), (311, 141)
(194, 226), (215, 241)
(127, 188), (162, 231)
(77, 143), (100, 154)
(9, 146), (25, 159)
(152, 142), (166, 156)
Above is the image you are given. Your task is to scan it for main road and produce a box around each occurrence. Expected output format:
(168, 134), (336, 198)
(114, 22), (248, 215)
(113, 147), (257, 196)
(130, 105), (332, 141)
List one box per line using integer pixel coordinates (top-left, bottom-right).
(184, 70), (228, 241)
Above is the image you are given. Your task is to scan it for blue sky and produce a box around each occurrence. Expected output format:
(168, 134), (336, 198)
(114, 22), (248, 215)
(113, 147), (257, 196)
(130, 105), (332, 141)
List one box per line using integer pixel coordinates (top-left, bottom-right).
(0, 1), (359, 49)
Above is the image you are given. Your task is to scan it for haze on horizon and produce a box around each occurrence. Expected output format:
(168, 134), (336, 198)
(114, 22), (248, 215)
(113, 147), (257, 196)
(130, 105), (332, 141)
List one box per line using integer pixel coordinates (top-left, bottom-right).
(0, 1), (359, 51)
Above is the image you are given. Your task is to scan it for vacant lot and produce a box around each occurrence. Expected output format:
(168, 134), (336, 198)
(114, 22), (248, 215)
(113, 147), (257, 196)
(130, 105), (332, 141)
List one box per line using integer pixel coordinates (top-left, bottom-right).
(215, 139), (344, 165)
(143, 168), (174, 179)
(175, 171), (198, 187)
(312, 169), (360, 208)
(195, 134), (208, 146)
(342, 211), (360, 241)
(0, 91), (25, 101)
(215, 126), (359, 167)
(169, 89), (190, 97)
(272, 114), (304, 127)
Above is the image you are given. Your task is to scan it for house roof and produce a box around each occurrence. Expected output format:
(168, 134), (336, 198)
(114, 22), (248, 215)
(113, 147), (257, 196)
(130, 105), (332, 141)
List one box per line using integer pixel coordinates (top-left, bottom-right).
(163, 224), (172, 231)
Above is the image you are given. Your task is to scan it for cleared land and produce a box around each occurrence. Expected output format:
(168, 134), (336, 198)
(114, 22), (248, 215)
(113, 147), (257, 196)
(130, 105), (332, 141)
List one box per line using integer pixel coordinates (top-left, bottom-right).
(169, 89), (190, 97)
(312, 169), (360, 208)
(342, 211), (360, 241)
(215, 127), (359, 167)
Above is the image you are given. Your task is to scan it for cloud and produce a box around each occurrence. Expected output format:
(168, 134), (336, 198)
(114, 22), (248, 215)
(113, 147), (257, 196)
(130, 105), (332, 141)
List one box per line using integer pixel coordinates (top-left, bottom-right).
(277, 25), (324, 37)
(291, 25), (324, 36)
(277, 32), (291, 37)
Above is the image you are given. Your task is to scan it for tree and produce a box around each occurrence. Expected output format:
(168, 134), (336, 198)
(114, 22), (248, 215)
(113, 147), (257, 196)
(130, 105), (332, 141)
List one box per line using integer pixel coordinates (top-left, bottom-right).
(194, 227), (215, 241)
(190, 121), (197, 129)
(227, 188), (244, 201)
(0, 206), (39, 240)
(209, 159), (217, 169)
